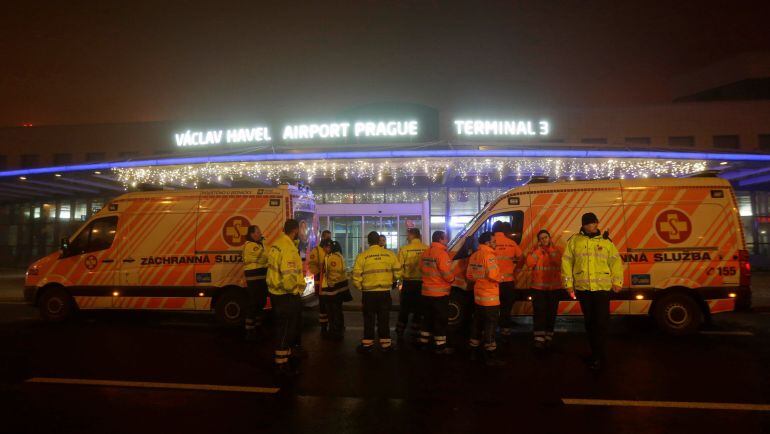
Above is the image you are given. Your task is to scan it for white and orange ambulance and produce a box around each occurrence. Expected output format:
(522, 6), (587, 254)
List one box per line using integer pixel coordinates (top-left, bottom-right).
(24, 185), (318, 324)
(446, 176), (751, 335)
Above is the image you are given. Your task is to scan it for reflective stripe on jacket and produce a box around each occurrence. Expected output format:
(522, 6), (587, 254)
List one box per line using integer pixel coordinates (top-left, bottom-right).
(243, 240), (268, 279)
(561, 230), (623, 292)
(526, 244), (563, 290)
(352, 245), (401, 292)
(398, 239), (429, 281)
(267, 233), (305, 296)
(467, 245), (501, 306)
(420, 242), (453, 297)
(493, 232), (523, 282)
(451, 256), (469, 290)
(321, 252), (347, 294)
(308, 245), (326, 276)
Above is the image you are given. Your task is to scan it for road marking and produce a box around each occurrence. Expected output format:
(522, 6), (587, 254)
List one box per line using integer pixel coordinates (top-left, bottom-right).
(343, 326), (576, 333)
(25, 377), (279, 394)
(562, 398), (770, 412)
(699, 330), (754, 336)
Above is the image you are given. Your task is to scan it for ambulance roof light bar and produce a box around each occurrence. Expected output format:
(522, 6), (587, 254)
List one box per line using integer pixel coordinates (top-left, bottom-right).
(686, 170), (721, 177)
(526, 176), (551, 184)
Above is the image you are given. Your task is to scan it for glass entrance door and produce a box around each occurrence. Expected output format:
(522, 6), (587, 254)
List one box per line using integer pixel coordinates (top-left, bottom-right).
(322, 214), (423, 267)
(329, 216), (363, 268)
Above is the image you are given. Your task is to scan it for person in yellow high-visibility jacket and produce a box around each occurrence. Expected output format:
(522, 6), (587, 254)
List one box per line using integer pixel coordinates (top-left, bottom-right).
(562, 212), (624, 371)
(319, 239), (351, 340)
(352, 231), (402, 353)
(242, 225), (268, 341)
(267, 219), (305, 376)
(396, 228), (428, 337)
(308, 230), (332, 333)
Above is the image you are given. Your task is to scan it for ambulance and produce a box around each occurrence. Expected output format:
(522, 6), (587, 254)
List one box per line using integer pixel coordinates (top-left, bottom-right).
(446, 176), (751, 335)
(24, 185), (318, 324)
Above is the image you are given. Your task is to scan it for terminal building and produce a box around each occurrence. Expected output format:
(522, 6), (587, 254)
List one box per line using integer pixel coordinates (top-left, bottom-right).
(2, 54), (770, 268)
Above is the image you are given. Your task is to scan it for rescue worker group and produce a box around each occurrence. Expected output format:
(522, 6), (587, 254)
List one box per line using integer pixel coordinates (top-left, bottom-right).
(242, 212), (623, 376)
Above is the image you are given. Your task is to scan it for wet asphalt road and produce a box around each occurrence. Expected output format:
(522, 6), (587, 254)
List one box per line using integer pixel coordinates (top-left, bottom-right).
(1, 302), (769, 434)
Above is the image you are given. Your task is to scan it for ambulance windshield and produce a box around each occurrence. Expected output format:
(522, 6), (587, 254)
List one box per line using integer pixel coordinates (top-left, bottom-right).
(448, 200), (495, 250)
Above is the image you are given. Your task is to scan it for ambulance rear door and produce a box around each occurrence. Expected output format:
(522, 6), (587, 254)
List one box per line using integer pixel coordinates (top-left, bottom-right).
(194, 189), (284, 297)
(621, 181), (741, 291)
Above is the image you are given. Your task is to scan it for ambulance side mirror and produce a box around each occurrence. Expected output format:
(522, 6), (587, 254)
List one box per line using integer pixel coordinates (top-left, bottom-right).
(60, 237), (69, 254)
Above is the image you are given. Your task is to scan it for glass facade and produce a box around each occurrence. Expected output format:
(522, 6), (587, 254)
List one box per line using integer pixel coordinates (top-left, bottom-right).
(0, 197), (116, 268)
(319, 213), (424, 268)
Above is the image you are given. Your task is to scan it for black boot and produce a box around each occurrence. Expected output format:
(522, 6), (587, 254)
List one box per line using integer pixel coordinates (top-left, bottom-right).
(356, 344), (374, 354)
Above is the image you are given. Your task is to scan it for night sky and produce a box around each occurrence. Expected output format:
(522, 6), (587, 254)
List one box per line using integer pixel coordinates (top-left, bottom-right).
(2, 1), (769, 127)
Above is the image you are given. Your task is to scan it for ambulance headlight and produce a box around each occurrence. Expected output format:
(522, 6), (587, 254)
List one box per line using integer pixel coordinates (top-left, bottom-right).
(302, 276), (315, 297)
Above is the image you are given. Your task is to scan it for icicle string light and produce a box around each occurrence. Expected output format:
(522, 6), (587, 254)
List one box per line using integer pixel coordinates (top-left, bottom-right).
(114, 158), (708, 189)
(317, 189), (507, 204)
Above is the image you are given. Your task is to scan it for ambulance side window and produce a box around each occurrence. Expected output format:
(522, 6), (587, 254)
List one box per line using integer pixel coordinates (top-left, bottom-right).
(453, 210), (524, 260)
(479, 211), (524, 245)
(65, 216), (118, 257)
(67, 227), (91, 256)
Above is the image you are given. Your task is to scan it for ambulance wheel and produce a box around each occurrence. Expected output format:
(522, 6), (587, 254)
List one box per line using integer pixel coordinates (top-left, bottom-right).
(447, 292), (465, 332)
(215, 289), (247, 326)
(653, 293), (703, 336)
(38, 286), (76, 322)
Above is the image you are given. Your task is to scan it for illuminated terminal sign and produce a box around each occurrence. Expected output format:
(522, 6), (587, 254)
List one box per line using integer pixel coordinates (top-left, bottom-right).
(175, 127), (271, 147)
(282, 120), (418, 141)
(174, 120), (420, 147)
(172, 112), (551, 147)
(453, 119), (551, 137)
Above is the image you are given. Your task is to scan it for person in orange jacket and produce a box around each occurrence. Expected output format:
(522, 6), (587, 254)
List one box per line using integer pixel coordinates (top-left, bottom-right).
(419, 231), (455, 354)
(467, 231), (506, 366)
(492, 221), (523, 340)
(526, 229), (563, 350)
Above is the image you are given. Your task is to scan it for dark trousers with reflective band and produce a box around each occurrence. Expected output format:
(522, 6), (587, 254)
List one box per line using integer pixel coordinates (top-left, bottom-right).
(322, 294), (345, 335)
(532, 290), (561, 342)
(316, 278), (328, 328)
(397, 280), (423, 333)
(362, 291), (392, 348)
(576, 290), (610, 361)
(499, 281), (517, 334)
(244, 269), (268, 329)
(470, 305), (500, 352)
(271, 293), (301, 365)
(420, 295), (449, 348)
